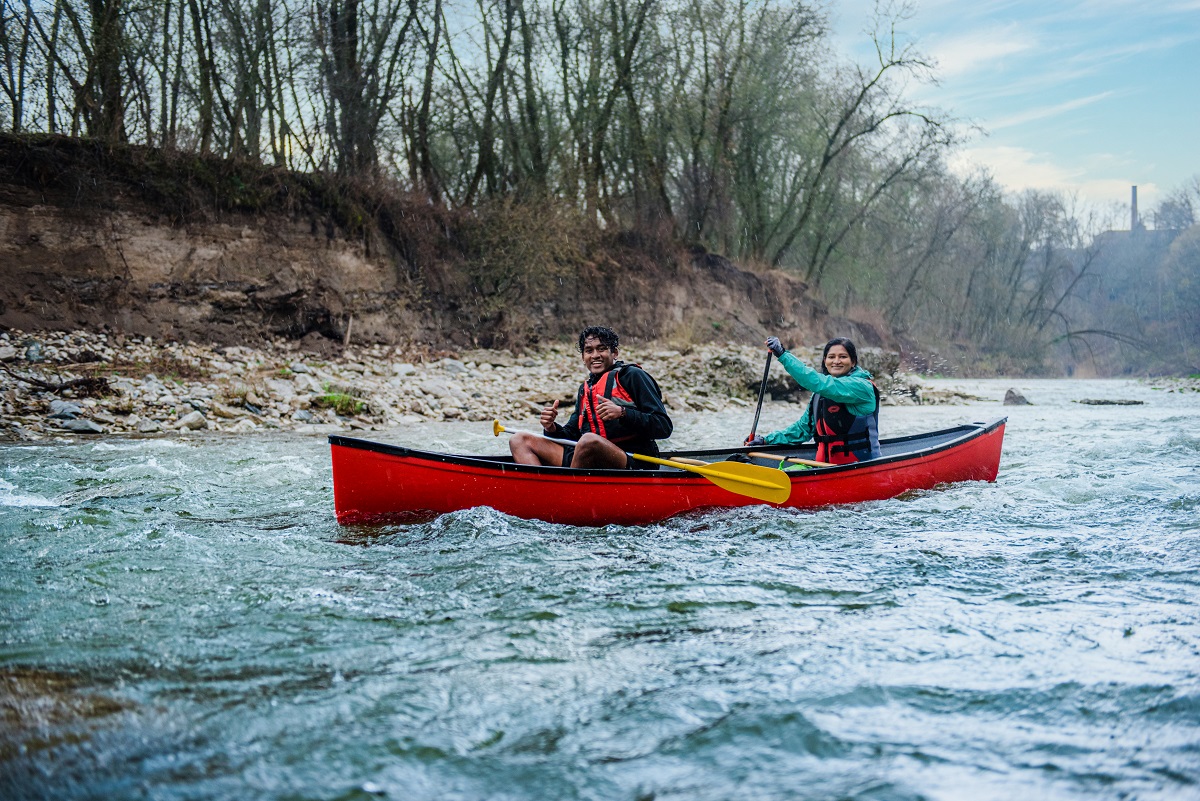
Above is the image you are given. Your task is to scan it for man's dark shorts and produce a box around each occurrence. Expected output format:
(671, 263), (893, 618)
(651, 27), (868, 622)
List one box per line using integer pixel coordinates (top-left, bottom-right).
(560, 444), (655, 470)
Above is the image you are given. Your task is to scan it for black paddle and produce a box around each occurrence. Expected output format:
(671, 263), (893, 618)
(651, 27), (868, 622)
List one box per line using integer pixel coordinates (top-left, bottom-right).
(748, 351), (772, 443)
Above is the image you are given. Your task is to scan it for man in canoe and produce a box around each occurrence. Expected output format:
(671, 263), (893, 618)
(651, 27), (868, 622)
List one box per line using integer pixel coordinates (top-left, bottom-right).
(509, 326), (674, 468)
(745, 336), (881, 464)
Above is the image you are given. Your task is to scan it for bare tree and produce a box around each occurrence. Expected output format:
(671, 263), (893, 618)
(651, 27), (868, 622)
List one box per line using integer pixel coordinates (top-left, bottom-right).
(462, 0), (517, 204)
(1154, 177), (1199, 230)
(26, 0), (130, 140)
(402, 0), (441, 199)
(316, 0), (418, 175)
(767, 18), (948, 278)
(0, 0), (34, 131)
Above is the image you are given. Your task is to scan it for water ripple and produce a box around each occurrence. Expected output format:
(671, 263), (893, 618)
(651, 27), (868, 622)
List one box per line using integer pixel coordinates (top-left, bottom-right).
(3, 386), (1200, 800)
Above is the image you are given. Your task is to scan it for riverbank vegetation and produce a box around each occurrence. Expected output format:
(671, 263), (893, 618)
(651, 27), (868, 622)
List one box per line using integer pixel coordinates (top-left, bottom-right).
(0, 0), (1196, 375)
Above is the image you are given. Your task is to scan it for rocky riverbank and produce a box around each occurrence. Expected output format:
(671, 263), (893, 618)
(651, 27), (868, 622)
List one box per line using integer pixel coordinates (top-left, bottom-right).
(1, 329), (984, 442)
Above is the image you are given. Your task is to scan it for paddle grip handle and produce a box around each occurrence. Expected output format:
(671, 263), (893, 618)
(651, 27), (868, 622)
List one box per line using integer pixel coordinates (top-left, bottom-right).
(497, 425), (579, 449)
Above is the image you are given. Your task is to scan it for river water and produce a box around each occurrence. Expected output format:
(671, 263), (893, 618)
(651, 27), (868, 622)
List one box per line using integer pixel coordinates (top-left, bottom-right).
(2, 378), (1198, 800)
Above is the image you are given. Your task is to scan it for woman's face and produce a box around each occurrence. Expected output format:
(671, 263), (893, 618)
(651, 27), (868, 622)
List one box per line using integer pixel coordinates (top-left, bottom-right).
(824, 345), (855, 377)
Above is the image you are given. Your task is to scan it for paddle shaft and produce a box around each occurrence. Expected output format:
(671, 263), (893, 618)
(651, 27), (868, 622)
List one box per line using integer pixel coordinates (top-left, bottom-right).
(504, 441), (790, 489)
(527, 431), (583, 449)
(496, 424), (651, 461)
(748, 352), (772, 440)
(493, 421), (791, 500)
(499, 428), (778, 486)
(748, 451), (834, 468)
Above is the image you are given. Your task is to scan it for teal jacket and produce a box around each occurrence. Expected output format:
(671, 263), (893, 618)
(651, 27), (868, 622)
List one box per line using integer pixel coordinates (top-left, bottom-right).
(763, 354), (877, 446)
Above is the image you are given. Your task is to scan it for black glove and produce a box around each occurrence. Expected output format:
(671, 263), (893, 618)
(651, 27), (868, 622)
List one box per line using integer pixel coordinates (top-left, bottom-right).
(765, 336), (784, 357)
(744, 435), (766, 447)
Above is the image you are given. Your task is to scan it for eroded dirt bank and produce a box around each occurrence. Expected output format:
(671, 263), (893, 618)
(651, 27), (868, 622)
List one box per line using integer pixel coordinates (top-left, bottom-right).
(0, 136), (923, 442)
(0, 134), (885, 356)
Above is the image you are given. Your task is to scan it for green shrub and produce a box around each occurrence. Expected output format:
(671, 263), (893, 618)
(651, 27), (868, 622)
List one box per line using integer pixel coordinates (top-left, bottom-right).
(312, 393), (365, 416)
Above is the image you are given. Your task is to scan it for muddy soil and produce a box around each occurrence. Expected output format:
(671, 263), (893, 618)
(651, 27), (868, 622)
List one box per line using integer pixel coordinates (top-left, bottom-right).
(0, 134), (886, 356)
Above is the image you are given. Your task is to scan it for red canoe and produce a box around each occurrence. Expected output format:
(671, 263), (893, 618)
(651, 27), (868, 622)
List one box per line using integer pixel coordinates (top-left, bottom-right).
(329, 418), (1006, 526)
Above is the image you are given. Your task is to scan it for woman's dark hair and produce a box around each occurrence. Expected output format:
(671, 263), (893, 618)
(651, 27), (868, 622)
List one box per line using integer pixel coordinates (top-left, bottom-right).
(820, 337), (858, 375)
(578, 326), (619, 353)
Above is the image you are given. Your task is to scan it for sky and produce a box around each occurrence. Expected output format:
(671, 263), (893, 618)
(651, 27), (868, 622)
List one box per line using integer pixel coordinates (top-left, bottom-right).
(831, 0), (1200, 224)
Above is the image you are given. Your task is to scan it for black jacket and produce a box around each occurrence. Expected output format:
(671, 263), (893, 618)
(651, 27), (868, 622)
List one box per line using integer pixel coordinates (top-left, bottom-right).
(550, 362), (673, 456)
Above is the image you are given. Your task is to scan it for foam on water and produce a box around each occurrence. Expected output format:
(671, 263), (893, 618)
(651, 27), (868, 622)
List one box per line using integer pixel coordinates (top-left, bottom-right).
(2, 378), (1198, 801)
(0, 477), (56, 507)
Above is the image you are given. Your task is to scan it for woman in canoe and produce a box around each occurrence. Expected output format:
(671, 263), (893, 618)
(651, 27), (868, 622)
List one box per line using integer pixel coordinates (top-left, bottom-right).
(745, 336), (881, 465)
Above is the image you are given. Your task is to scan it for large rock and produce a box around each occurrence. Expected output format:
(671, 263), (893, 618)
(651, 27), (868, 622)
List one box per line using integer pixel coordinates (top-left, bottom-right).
(262, 377), (296, 401)
(417, 378), (466, 403)
(459, 350), (516, 368)
(857, 347), (901, 379)
(1004, 388), (1031, 406)
(61, 418), (104, 433)
(176, 410), (207, 429)
(292, 373), (325, 393)
(208, 401), (245, 419)
(48, 400), (83, 419)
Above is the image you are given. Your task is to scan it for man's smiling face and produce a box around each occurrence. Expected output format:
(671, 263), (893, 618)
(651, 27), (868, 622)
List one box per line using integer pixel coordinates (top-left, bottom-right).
(581, 336), (616, 376)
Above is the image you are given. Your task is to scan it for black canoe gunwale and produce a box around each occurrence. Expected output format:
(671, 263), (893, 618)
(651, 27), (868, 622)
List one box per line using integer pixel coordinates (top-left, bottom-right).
(328, 417), (1007, 479)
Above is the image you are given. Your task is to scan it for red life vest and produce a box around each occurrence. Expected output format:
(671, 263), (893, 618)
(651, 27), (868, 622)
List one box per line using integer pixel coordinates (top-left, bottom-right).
(578, 366), (638, 444)
(810, 383), (882, 464)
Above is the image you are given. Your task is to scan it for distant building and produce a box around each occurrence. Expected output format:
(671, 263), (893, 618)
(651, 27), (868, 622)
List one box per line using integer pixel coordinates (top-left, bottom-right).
(1093, 185), (1178, 250)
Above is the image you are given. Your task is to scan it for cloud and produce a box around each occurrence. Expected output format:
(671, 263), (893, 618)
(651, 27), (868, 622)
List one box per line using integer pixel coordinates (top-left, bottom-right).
(989, 92), (1116, 130)
(1065, 31), (1200, 69)
(915, 1), (1200, 83)
(948, 145), (1161, 207)
(1080, 0), (1200, 13)
(929, 25), (1035, 78)
(949, 145), (1078, 188)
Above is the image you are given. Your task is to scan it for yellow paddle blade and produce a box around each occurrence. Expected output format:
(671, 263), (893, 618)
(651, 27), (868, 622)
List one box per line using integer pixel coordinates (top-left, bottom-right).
(494, 420), (790, 503)
(630, 454), (792, 504)
(697, 460), (793, 504)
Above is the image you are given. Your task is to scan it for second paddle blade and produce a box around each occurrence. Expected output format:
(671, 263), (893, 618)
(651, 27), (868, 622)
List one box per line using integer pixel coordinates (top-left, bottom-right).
(702, 461), (792, 504)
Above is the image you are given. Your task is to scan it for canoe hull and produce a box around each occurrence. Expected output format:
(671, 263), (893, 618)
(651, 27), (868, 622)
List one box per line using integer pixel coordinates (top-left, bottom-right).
(330, 419), (1006, 526)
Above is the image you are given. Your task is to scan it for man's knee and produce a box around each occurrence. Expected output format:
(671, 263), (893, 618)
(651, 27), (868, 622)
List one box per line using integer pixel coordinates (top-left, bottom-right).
(509, 432), (536, 454)
(571, 433), (624, 468)
(574, 433), (604, 456)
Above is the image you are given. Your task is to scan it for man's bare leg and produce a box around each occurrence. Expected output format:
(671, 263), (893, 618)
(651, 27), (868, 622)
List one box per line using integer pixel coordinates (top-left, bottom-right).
(570, 433), (630, 469)
(509, 432), (565, 466)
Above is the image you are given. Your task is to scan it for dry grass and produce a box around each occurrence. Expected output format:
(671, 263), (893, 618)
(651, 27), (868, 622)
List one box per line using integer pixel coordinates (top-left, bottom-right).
(83, 354), (209, 381)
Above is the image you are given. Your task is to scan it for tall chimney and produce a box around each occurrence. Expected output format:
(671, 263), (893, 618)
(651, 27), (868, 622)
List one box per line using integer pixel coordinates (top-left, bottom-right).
(1131, 185), (1138, 230)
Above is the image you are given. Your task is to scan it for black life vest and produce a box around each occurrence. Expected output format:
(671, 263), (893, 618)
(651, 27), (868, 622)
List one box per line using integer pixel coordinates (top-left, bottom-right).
(810, 382), (882, 464)
(576, 362), (662, 453)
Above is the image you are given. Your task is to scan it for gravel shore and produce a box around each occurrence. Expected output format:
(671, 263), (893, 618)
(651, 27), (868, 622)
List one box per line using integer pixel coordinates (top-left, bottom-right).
(2, 329), (988, 442)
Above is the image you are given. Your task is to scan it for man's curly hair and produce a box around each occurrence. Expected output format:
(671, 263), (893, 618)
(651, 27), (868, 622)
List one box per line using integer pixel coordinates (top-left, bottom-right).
(578, 326), (619, 353)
